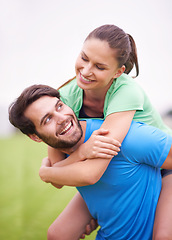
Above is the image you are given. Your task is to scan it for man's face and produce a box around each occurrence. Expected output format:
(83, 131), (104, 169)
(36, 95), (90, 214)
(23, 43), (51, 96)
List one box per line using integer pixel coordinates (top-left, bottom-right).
(24, 96), (83, 149)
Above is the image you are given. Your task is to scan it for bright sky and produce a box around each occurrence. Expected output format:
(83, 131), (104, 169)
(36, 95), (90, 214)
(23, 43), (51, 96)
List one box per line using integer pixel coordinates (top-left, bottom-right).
(0, 0), (172, 114)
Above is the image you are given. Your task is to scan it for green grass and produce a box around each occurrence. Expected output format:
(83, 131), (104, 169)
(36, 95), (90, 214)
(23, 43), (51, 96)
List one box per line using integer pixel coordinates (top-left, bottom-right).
(0, 133), (97, 240)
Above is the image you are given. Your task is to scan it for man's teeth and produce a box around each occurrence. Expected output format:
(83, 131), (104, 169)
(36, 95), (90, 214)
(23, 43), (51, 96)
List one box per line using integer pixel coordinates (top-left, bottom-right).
(60, 122), (72, 135)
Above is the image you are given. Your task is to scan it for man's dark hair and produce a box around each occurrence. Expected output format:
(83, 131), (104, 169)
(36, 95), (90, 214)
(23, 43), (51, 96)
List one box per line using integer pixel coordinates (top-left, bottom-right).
(9, 84), (60, 135)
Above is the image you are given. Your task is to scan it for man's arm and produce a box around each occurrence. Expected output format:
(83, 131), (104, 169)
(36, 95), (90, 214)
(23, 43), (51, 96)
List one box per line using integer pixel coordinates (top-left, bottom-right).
(161, 147), (172, 169)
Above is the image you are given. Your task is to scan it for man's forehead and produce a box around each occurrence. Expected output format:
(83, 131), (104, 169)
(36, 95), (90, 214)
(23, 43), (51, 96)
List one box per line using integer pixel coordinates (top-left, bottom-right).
(24, 96), (60, 119)
(33, 96), (60, 108)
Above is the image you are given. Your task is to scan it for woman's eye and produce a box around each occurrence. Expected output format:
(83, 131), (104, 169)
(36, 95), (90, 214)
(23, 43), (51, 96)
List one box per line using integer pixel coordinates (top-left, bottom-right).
(81, 56), (88, 61)
(96, 65), (105, 70)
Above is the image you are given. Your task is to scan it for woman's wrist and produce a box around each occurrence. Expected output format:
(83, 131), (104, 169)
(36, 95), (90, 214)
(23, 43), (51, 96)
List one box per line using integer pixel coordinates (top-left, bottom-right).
(39, 166), (50, 183)
(76, 144), (87, 161)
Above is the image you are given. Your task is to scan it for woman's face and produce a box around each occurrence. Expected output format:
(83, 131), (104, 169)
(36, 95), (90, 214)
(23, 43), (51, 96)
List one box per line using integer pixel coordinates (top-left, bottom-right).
(75, 38), (124, 91)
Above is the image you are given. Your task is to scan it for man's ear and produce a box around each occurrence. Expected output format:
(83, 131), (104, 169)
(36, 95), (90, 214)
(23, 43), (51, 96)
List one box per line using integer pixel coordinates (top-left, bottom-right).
(28, 134), (42, 143)
(113, 65), (125, 78)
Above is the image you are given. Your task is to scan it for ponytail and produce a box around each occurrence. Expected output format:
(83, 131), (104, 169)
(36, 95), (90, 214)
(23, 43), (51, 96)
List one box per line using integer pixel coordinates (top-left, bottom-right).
(124, 34), (139, 78)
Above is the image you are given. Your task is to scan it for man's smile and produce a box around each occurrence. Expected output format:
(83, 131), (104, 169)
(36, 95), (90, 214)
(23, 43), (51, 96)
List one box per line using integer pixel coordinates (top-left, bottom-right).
(59, 120), (73, 136)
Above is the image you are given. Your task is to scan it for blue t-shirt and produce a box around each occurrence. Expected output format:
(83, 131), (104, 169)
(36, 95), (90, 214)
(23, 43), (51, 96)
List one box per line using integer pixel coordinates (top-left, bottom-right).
(77, 119), (172, 240)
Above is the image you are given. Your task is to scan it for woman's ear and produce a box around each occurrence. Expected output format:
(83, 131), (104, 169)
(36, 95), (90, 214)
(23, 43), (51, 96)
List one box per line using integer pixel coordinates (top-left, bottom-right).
(28, 134), (42, 143)
(113, 65), (125, 78)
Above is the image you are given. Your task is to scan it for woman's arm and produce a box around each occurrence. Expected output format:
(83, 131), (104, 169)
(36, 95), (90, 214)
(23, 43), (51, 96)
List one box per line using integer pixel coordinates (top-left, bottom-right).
(48, 146), (66, 165)
(42, 112), (134, 187)
(44, 150), (65, 189)
(42, 128), (120, 188)
(48, 145), (84, 167)
(43, 111), (134, 187)
(39, 157), (111, 187)
(48, 128), (121, 168)
(100, 110), (136, 142)
(47, 108), (134, 168)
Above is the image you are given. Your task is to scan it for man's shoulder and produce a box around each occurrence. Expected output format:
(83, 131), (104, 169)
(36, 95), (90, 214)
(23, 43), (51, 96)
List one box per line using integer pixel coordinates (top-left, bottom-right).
(83, 119), (104, 142)
(122, 121), (172, 166)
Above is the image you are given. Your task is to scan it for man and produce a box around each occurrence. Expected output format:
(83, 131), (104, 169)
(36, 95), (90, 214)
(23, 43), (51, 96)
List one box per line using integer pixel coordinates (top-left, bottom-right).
(9, 84), (172, 240)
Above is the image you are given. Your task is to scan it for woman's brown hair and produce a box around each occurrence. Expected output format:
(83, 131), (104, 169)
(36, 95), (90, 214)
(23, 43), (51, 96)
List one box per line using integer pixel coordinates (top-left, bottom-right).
(85, 24), (139, 77)
(58, 24), (139, 89)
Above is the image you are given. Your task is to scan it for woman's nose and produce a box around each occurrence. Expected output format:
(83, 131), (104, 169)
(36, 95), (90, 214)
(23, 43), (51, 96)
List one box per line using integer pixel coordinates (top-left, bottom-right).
(82, 64), (92, 77)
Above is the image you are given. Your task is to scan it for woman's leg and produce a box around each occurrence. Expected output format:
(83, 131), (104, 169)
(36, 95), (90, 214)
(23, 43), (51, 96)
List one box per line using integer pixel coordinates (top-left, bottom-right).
(47, 192), (95, 240)
(153, 171), (172, 240)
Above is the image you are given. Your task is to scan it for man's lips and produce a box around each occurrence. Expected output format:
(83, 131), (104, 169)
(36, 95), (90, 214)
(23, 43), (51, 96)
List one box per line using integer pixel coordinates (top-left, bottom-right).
(59, 121), (73, 135)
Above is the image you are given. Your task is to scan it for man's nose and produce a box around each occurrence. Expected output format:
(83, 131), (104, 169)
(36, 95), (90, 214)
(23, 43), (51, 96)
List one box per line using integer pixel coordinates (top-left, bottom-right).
(54, 112), (66, 125)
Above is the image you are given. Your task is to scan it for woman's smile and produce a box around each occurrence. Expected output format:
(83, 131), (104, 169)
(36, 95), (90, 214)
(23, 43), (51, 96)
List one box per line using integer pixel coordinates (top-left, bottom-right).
(79, 73), (95, 84)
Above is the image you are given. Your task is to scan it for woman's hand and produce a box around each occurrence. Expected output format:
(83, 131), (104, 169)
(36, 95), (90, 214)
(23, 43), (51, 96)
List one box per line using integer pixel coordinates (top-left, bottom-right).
(41, 156), (51, 168)
(39, 157), (63, 189)
(79, 128), (121, 160)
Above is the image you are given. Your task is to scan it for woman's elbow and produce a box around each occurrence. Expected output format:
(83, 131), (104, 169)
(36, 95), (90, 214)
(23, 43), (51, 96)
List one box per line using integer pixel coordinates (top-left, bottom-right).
(81, 173), (101, 186)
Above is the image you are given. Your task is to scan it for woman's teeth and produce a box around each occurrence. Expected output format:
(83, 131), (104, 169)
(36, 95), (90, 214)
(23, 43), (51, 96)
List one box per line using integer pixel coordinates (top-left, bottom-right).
(82, 75), (92, 82)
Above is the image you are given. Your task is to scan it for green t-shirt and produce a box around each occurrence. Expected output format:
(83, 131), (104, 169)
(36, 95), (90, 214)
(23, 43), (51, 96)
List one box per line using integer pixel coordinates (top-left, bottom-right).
(59, 73), (172, 135)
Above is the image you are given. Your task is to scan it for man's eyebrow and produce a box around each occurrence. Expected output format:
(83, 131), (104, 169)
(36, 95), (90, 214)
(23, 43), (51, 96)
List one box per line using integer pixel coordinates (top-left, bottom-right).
(40, 99), (60, 126)
(82, 51), (108, 67)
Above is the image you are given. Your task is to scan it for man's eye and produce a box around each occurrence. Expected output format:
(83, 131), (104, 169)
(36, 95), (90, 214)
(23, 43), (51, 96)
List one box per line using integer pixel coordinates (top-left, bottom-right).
(57, 103), (63, 110)
(45, 117), (51, 124)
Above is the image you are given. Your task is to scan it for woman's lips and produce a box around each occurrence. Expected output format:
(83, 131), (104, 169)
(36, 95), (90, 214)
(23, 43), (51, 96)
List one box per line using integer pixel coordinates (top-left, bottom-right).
(79, 73), (94, 83)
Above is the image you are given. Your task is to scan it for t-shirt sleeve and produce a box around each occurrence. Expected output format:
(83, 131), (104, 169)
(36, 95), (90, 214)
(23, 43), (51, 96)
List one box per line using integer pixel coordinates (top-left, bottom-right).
(105, 79), (144, 117)
(121, 122), (172, 168)
(59, 79), (83, 117)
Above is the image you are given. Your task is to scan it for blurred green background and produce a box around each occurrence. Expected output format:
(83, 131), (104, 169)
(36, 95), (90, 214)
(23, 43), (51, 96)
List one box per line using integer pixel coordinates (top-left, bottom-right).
(0, 133), (97, 240)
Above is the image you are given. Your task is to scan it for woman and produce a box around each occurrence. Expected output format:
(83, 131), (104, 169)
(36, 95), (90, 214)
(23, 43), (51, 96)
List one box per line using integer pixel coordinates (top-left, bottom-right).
(47, 24), (172, 239)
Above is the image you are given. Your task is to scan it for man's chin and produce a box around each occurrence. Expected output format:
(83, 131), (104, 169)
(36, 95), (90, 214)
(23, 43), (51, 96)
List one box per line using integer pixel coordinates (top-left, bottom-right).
(53, 141), (77, 149)
(40, 121), (83, 149)
(45, 137), (81, 149)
